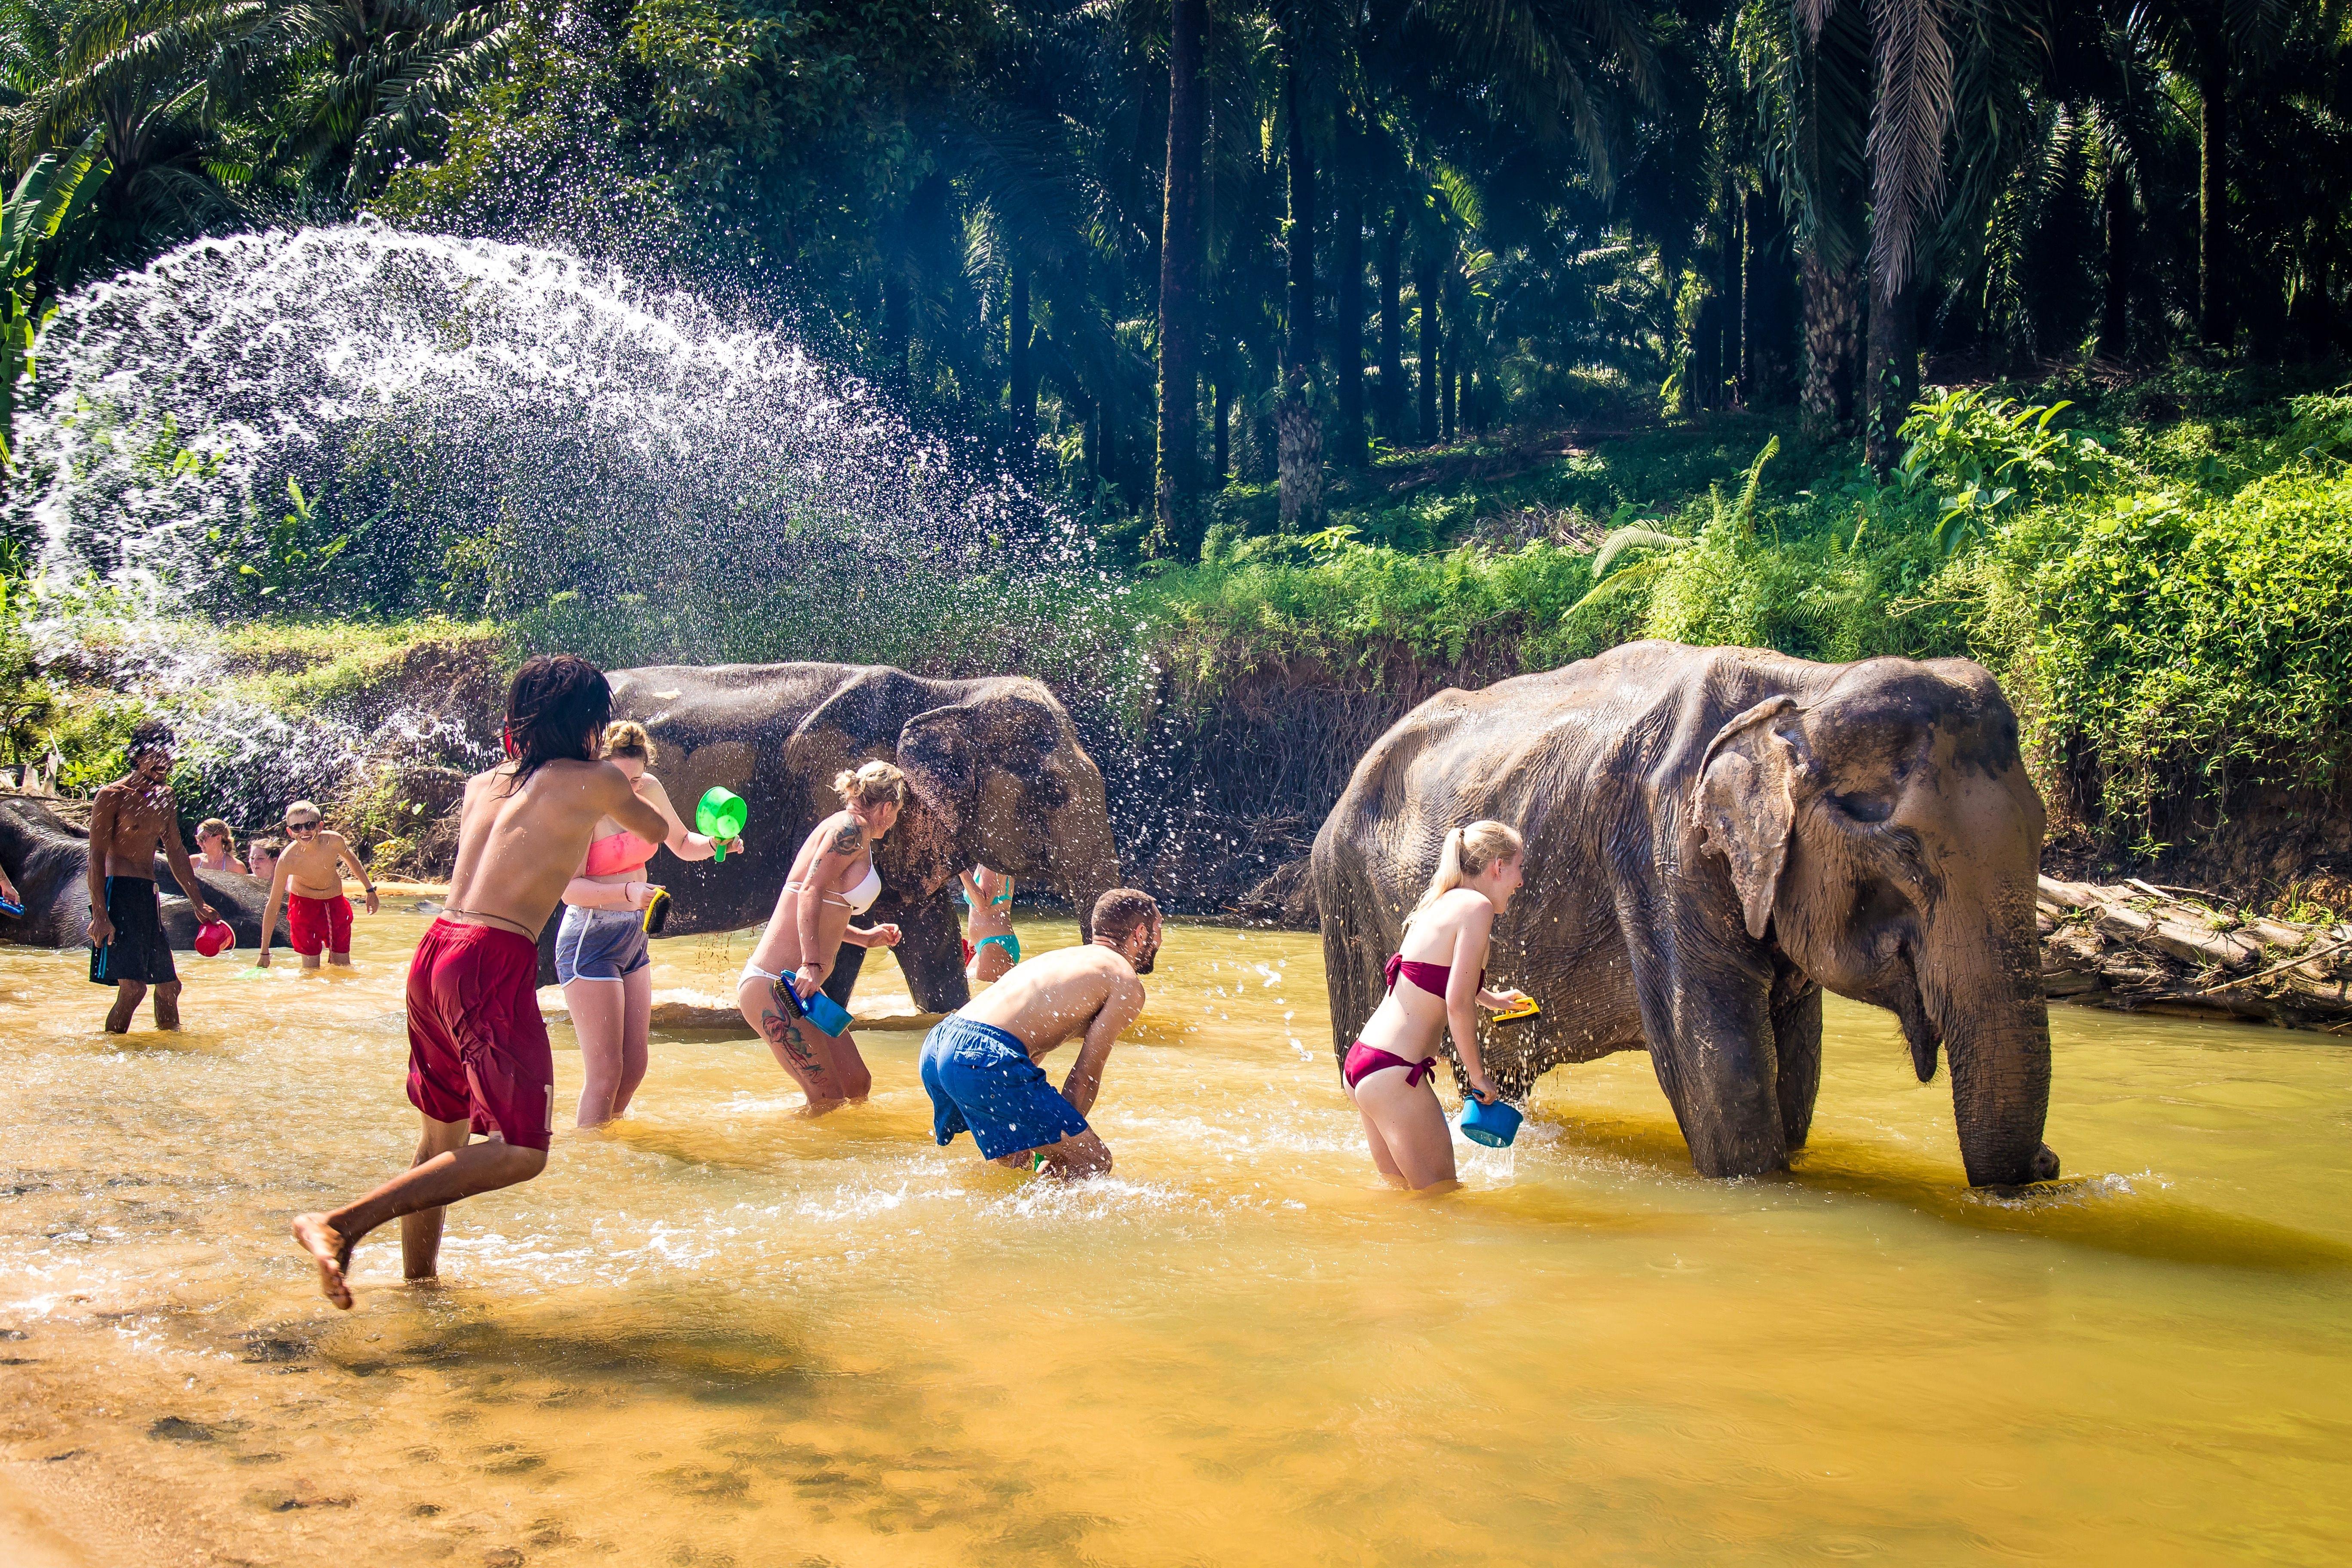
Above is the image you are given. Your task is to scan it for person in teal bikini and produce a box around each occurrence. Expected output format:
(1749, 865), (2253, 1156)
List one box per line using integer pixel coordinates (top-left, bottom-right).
(961, 864), (1020, 982)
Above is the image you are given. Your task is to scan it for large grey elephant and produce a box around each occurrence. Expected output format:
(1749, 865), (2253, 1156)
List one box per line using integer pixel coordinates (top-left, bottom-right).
(579, 663), (1122, 1014)
(1311, 640), (2060, 1188)
(0, 796), (284, 950)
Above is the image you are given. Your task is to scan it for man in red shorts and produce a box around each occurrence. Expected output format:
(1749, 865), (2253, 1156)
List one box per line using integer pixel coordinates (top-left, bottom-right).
(290, 655), (671, 1309)
(254, 799), (378, 968)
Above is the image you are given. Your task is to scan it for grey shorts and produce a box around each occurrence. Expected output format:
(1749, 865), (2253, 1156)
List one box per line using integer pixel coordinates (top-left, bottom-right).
(554, 904), (649, 984)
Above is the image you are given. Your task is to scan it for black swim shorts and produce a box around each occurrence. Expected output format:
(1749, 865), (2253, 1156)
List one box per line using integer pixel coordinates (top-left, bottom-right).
(89, 876), (178, 987)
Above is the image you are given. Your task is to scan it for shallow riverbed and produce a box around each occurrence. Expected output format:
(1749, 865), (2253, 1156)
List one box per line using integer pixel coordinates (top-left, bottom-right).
(3, 908), (2349, 1564)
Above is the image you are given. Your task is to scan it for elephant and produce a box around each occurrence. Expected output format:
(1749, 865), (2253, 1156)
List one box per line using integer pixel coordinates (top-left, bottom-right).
(564, 663), (1123, 1015)
(0, 796), (286, 952)
(1310, 640), (2060, 1189)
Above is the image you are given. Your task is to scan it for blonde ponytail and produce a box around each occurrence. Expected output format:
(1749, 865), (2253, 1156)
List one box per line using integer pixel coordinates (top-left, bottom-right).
(1405, 819), (1524, 926)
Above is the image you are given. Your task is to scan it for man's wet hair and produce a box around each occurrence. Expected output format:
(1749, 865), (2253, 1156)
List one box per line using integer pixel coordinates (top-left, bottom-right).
(1090, 888), (1160, 946)
(126, 719), (175, 766)
(505, 655), (612, 788)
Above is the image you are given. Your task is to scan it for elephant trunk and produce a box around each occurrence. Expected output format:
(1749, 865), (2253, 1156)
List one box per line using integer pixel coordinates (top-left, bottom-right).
(1046, 802), (1122, 942)
(1920, 900), (2058, 1188)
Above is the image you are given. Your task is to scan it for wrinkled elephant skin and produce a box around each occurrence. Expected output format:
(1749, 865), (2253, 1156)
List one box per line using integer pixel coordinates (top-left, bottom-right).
(1311, 640), (2060, 1188)
(0, 797), (286, 952)
(570, 664), (1122, 1014)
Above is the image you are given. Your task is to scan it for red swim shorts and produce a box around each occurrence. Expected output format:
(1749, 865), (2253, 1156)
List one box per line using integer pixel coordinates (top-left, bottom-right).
(289, 892), (355, 957)
(404, 918), (554, 1153)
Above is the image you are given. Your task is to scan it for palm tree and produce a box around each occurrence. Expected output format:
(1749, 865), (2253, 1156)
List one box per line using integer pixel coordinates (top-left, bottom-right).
(1157, 0), (1209, 550)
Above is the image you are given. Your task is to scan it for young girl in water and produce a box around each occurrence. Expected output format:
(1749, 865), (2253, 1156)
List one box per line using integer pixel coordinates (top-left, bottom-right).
(733, 761), (905, 1115)
(1344, 820), (1532, 1191)
(194, 818), (247, 875)
(557, 722), (740, 1128)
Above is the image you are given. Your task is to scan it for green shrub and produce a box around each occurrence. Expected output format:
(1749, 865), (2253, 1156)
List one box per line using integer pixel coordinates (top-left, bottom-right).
(1969, 460), (2352, 833)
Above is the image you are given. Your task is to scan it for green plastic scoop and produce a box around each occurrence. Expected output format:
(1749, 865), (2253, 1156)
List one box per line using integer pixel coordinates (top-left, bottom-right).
(696, 787), (747, 861)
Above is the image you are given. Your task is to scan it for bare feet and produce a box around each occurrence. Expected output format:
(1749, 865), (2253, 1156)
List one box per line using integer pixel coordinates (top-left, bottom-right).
(291, 1213), (353, 1309)
(795, 1096), (848, 1119)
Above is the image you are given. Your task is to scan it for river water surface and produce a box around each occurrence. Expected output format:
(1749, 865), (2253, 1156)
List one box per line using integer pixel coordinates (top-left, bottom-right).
(3, 909), (2349, 1564)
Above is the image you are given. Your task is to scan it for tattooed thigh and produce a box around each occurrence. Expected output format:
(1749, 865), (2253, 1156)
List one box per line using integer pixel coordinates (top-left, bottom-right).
(759, 1000), (822, 1069)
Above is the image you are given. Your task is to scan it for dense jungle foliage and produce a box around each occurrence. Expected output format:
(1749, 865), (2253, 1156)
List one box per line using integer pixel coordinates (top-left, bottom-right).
(1, 0), (2351, 878)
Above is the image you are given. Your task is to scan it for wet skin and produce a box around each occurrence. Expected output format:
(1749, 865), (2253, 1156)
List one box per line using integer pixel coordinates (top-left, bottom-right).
(291, 732), (671, 1309)
(956, 915), (1159, 1178)
(735, 799), (902, 1116)
(86, 747), (216, 1032)
(257, 822), (378, 969)
(1347, 858), (1533, 1192)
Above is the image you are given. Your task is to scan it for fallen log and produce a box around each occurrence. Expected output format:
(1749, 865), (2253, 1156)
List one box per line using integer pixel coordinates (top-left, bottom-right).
(2036, 876), (2352, 1032)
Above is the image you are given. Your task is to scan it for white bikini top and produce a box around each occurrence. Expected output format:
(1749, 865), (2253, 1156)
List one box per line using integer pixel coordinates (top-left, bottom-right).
(788, 859), (882, 916)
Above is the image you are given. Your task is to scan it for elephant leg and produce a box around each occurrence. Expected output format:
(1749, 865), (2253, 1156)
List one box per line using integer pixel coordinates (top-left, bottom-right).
(888, 896), (972, 1016)
(1620, 899), (1788, 1178)
(821, 942), (866, 1011)
(1770, 974), (1823, 1153)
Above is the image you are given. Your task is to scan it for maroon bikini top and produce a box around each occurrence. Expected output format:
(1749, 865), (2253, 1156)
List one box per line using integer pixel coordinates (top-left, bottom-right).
(1384, 953), (1484, 998)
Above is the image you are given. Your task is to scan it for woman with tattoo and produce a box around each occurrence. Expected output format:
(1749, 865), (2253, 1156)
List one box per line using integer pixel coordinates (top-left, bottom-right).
(733, 761), (906, 1115)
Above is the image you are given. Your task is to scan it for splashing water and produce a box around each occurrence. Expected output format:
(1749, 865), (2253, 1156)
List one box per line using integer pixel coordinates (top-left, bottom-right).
(4, 222), (1145, 820)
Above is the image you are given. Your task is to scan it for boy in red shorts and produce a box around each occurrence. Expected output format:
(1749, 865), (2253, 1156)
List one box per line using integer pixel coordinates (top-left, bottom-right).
(255, 800), (378, 968)
(289, 655), (671, 1309)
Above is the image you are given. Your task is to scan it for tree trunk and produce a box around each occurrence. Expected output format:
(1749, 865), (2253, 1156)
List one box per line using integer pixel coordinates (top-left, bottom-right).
(1276, 370), (1324, 529)
(1801, 250), (1861, 438)
(1210, 377), (1229, 483)
(1284, 57), (1317, 377)
(1416, 239), (1442, 442)
(1007, 265), (1035, 474)
(1155, 0), (1208, 553)
(2198, 52), (2230, 351)
(1442, 274), (1460, 441)
(879, 269), (911, 405)
(1692, 291), (1721, 413)
(1865, 268), (1920, 478)
(1721, 178), (1744, 404)
(2100, 150), (2132, 363)
(1377, 211), (1405, 440)
(1334, 122), (1366, 469)
(1743, 182), (1798, 405)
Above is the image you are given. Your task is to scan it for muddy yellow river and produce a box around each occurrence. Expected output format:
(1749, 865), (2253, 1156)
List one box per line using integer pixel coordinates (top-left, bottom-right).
(3, 909), (2349, 1564)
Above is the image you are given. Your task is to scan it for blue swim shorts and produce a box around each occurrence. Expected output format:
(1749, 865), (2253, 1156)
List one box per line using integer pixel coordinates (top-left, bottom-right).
(920, 1015), (1089, 1161)
(554, 904), (650, 984)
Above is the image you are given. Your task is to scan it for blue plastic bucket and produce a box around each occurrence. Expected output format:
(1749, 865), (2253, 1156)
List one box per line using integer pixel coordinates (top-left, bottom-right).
(1459, 1096), (1523, 1148)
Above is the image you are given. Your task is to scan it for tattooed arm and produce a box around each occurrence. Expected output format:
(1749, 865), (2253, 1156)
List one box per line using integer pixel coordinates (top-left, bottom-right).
(790, 815), (867, 998)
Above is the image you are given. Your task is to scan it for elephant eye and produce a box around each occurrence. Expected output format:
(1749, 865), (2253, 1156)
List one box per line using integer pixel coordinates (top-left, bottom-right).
(1830, 790), (1895, 824)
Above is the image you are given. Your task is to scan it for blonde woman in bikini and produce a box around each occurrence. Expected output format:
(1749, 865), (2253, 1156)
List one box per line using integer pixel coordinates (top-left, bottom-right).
(734, 761), (906, 1115)
(1343, 820), (1532, 1191)
(557, 721), (741, 1128)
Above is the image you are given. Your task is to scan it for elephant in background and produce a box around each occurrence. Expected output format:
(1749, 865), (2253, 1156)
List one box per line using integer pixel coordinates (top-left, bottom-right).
(1311, 640), (2061, 1188)
(572, 663), (1122, 1014)
(0, 796), (285, 951)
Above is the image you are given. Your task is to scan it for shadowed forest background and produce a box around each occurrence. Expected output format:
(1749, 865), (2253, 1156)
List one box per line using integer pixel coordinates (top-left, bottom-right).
(3, 0), (2352, 916)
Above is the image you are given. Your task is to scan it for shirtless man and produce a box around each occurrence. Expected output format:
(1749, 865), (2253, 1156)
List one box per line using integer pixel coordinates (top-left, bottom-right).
(919, 888), (1161, 1179)
(290, 655), (671, 1309)
(255, 800), (378, 968)
(86, 721), (219, 1032)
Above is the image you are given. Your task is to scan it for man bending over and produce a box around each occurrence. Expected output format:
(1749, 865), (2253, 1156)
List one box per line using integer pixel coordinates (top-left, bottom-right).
(87, 721), (219, 1032)
(920, 888), (1161, 1179)
(291, 655), (671, 1309)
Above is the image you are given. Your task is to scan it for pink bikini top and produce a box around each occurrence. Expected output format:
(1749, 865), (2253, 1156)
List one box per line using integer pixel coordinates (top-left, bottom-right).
(1385, 953), (1484, 998)
(583, 830), (658, 879)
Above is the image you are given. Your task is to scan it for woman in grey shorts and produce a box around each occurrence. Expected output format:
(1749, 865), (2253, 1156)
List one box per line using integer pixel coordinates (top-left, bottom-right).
(557, 721), (742, 1127)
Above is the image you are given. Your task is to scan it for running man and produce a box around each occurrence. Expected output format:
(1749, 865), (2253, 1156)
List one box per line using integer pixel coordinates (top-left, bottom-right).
(86, 721), (219, 1033)
(290, 655), (671, 1309)
(256, 800), (378, 968)
(919, 888), (1161, 1179)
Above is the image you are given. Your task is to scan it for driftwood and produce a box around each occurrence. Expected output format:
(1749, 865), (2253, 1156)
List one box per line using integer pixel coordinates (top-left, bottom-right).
(2037, 876), (2352, 1032)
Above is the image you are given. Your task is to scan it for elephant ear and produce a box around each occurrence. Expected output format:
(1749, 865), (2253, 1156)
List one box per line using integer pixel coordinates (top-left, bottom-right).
(1697, 696), (1804, 940)
(892, 705), (978, 888)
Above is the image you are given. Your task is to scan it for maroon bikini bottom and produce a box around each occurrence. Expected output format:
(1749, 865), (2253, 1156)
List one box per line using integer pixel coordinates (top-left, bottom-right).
(1343, 1041), (1437, 1090)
